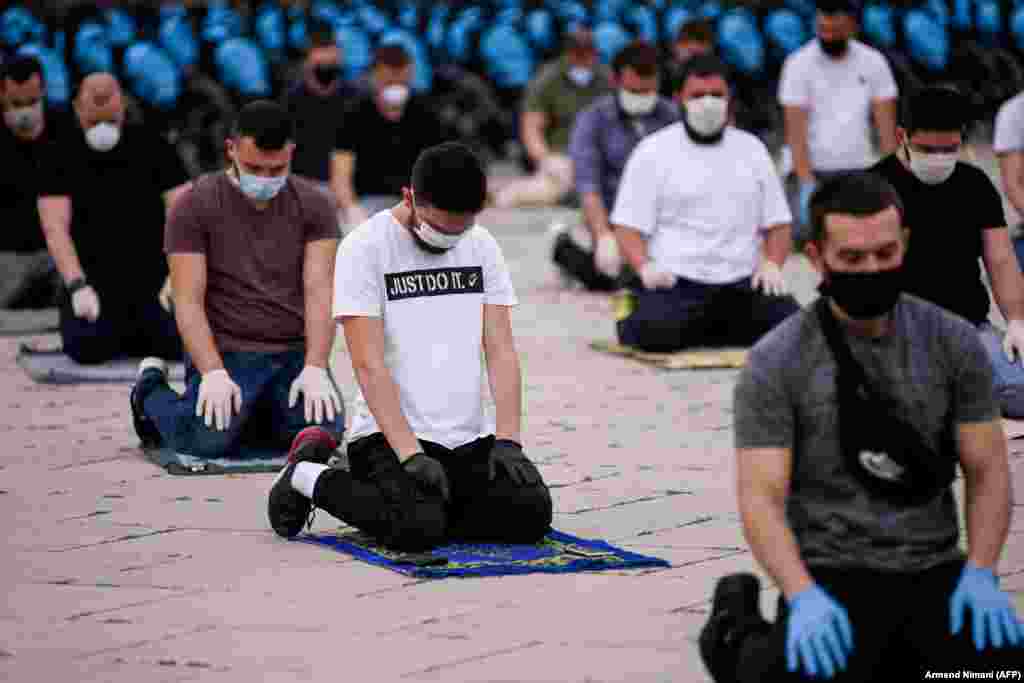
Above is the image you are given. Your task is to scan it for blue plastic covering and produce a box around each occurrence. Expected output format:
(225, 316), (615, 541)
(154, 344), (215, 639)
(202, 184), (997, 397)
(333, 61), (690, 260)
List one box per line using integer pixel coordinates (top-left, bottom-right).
(446, 7), (484, 64)
(594, 21), (631, 64)
(1013, 5), (1024, 52)
(159, 10), (199, 69)
(311, 0), (344, 27)
(427, 6), (450, 54)
(398, 1), (419, 31)
(765, 8), (810, 59)
(73, 22), (114, 75)
(903, 8), (949, 71)
(379, 29), (433, 92)
(593, 0), (628, 24)
(976, 0), (1002, 46)
(626, 4), (659, 43)
(952, 0), (973, 32)
(786, 0), (817, 20)
(335, 25), (372, 82)
(699, 1), (723, 21)
(526, 8), (557, 51)
(255, 4), (286, 54)
(214, 37), (271, 97)
(663, 6), (693, 43)
(288, 5), (308, 52)
(105, 8), (136, 48)
(924, 0), (949, 26)
(0, 6), (45, 49)
(15, 44), (69, 108)
(479, 23), (535, 88)
(201, 1), (243, 44)
(557, 2), (589, 28)
(863, 2), (897, 49)
(356, 3), (392, 36)
(718, 8), (764, 75)
(123, 42), (180, 109)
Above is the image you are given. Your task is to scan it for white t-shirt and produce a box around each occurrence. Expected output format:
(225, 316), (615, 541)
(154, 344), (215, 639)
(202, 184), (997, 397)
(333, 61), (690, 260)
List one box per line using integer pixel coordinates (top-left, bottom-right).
(778, 39), (898, 172)
(610, 123), (791, 285)
(333, 210), (517, 449)
(994, 91), (1024, 154)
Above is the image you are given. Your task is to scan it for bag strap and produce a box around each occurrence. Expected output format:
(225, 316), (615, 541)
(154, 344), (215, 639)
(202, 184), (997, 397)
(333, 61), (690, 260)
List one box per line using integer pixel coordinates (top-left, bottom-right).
(814, 297), (872, 393)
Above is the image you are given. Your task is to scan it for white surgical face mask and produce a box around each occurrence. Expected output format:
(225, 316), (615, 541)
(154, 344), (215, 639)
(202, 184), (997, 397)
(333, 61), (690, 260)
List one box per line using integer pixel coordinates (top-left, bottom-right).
(4, 101), (43, 133)
(85, 122), (121, 152)
(380, 84), (410, 109)
(684, 95), (728, 137)
(411, 196), (468, 250)
(618, 89), (657, 117)
(235, 164), (288, 201)
(567, 66), (593, 87)
(907, 145), (958, 185)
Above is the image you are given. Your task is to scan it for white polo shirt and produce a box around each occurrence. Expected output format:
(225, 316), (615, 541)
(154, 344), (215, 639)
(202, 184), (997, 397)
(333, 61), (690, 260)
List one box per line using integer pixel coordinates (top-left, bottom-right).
(610, 123), (791, 285)
(995, 91), (1024, 154)
(333, 210), (517, 449)
(778, 39), (898, 172)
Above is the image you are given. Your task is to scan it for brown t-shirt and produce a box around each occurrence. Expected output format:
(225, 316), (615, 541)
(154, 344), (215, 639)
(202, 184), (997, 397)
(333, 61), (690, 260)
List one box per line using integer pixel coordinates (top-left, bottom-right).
(165, 172), (339, 352)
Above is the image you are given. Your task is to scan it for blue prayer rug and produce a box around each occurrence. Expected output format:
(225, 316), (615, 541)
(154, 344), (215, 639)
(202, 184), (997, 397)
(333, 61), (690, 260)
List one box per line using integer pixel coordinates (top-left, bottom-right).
(297, 528), (670, 578)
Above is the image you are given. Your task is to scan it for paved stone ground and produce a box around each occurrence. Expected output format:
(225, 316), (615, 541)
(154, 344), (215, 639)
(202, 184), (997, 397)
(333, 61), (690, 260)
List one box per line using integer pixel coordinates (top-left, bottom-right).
(2, 150), (1023, 682)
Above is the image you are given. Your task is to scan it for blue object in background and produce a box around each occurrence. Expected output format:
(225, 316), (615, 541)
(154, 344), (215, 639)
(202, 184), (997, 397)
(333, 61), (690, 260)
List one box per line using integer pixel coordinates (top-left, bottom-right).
(952, 0), (973, 32)
(311, 0), (344, 28)
(863, 3), (898, 49)
(765, 8), (810, 59)
(526, 8), (557, 52)
(556, 1), (589, 29)
(255, 3), (286, 55)
(663, 6), (693, 44)
(593, 21), (631, 64)
(699, 1), (723, 21)
(1, 6), (45, 49)
(335, 25), (372, 82)
(123, 41), (181, 110)
(105, 8), (136, 48)
(214, 37), (271, 97)
(427, 5), (450, 55)
(201, 1), (243, 45)
(73, 22), (114, 75)
(924, 0), (950, 26)
(479, 23), (535, 89)
(976, 0), (1002, 46)
(786, 0), (818, 20)
(1012, 4), (1024, 51)
(356, 3), (392, 37)
(287, 5), (308, 52)
(446, 7), (484, 64)
(626, 4), (659, 43)
(903, 8), (949, 70)
(398, 1), (419, 31)
(16, 43), (70, 109)
(379, 29), (433, 92)
(593, 0), (628, 24)
(718, 8), (765, 75)
(159, 9), (199, 70)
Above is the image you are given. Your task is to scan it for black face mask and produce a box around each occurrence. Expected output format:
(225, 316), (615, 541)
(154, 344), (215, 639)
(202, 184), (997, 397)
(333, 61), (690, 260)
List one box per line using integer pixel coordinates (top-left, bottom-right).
(313, 63), (341, 86)
(820, 37), (849, 58)
(819, 266), (904, 319)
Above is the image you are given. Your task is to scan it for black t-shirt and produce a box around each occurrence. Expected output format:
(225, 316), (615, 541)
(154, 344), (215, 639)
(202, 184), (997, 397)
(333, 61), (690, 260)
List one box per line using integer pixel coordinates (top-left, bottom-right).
(0, 109), (70, 252)
(39, 123), (189, 301)
(870, 154), (1007, 326)
(285, 81), (361, 182)
(334, 94), (448, 197)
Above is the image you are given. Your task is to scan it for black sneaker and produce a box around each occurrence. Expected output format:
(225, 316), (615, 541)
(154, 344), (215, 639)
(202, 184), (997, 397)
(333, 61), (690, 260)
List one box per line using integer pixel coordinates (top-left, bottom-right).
(698, 573), (767, 683)
(131, 358), (168, 449)
(268, 427), (339, 539)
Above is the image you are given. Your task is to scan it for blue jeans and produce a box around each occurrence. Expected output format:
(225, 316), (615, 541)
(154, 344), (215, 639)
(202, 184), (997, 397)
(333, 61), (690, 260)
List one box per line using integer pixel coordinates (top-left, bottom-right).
(141, 349), (345, 458)
(978, 324), (1024, 418)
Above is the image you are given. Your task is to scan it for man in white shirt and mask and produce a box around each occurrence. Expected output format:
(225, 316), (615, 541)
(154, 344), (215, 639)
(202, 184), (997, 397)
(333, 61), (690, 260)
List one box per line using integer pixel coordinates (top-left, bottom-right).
(611, 56), (799, 352)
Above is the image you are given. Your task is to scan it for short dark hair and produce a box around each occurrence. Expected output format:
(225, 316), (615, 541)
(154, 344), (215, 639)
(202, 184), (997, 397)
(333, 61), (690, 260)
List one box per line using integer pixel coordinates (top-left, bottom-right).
(612, 40), (658, 78)
(676, 18), (715, 45)
(675, 54), (731, 93)
(412, 142), (487, 214)
(809, 172), (904, 244)
(901, 84), (970, 135)
(373, 44), (411, 69)
(816, 0), (862, 15)
(232, 100), (293, 150)
(2, 55), (44, 85)
(307, 19), (335, 50)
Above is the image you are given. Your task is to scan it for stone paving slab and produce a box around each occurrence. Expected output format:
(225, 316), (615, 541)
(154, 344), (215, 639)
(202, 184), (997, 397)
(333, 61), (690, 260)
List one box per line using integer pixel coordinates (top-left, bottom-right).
(2, 174), (1023, 681)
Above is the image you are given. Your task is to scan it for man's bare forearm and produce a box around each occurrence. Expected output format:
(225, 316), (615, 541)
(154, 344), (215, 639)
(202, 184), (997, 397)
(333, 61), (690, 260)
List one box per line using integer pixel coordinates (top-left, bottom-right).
(616, 228), (649, 272)
(581, 192), (611, 239)
(964, 457), (1012, 569)
(740, 492), (814, 599)
(38, 198), (84, 283)
(762, 224), (792, 267)
(174, 301), (223, 374)
(353, 364), (421, 460)
(784, 107), (814, 182)
(487, 348), (522, 444)
(304, 288), (335, 368)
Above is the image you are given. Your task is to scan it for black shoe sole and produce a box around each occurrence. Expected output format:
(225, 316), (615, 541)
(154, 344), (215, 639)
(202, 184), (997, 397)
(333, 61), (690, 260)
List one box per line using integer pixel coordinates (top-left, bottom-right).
(268, 462), (311, 539)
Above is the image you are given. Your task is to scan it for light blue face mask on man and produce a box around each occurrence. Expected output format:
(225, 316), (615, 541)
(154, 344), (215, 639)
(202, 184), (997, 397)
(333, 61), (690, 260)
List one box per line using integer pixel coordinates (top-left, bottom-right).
(236, 164), (287, 201)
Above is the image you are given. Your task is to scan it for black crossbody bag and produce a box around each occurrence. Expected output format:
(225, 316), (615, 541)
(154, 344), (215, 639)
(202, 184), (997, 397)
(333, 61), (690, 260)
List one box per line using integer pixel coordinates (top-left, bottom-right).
(815, 298), (957, 506)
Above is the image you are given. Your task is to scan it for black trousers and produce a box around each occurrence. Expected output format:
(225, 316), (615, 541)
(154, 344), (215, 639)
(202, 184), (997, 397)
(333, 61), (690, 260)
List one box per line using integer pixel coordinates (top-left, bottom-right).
(737, 560), (1024, 682)
(312, 433), (554, 552)
(60, 294), (183, 365)
(617, 276), (800, 353)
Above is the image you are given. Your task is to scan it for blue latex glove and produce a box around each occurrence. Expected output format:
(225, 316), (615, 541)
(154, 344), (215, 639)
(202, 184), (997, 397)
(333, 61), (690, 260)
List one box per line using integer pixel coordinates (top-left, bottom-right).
(786, 584), (855, 679)
(798, 180), (815, 229)
(950, 562), (1024, 650)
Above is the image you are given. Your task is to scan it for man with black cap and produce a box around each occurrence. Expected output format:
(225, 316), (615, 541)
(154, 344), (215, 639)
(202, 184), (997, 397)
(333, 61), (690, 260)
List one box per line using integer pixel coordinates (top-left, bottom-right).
(699, 172), (1023, 683)
(779, 0), (898, 243)
(870, 85), (1024, 419)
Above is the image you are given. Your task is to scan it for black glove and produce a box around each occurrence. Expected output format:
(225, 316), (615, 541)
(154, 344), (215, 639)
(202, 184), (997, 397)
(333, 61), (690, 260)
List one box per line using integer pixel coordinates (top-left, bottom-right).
(402, 453), (451, 501)
(488, 439), (541, 486)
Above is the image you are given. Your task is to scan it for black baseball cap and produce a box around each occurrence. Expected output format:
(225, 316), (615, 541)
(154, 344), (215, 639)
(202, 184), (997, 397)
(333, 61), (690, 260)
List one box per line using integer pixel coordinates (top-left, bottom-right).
(816, 0), (862, 15)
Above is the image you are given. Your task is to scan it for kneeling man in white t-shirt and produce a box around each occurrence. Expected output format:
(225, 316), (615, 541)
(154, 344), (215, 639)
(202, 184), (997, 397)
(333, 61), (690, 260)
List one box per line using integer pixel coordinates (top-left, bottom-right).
(267, 142), (553, 550)
(611, 56), (801, 353)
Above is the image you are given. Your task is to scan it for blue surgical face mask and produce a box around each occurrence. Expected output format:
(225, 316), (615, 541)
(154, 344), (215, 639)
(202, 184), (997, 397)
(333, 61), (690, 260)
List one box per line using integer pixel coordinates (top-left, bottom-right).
(235, 163), (287, 201)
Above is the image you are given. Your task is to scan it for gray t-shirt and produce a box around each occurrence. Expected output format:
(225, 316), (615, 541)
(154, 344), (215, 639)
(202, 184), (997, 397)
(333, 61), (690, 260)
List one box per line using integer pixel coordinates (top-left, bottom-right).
(994, 91), (1024, 155)
(734, 295), (998, 572)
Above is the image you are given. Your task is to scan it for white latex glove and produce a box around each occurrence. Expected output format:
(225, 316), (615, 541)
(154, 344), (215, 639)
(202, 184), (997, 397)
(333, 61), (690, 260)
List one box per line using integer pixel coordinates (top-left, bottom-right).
(639, 262), (678, 290)
(1003, 319), (1024, 364)
(752, 260), (788, 297)
(594, 233), (622, 278)
(288, 365), (342, 425)
(196, 369), (242, 431)
(158, 276), (173, 312)
(540, 154), (573, 187)
(71, 286), (101, 322)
